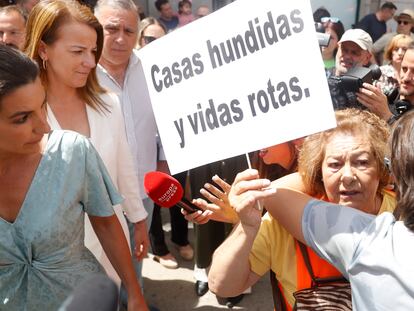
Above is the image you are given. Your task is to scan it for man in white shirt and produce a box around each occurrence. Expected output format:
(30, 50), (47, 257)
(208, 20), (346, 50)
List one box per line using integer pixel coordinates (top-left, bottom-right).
(94, 0), (159, 305)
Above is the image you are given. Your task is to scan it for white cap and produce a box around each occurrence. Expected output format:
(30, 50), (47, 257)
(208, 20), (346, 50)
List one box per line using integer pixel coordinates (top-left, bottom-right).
(394, 9), (414, 24)
(338, 29), (373, 51)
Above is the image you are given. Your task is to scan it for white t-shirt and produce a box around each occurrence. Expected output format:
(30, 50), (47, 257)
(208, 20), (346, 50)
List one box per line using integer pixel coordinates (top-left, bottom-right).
(302, 199), (414, 311)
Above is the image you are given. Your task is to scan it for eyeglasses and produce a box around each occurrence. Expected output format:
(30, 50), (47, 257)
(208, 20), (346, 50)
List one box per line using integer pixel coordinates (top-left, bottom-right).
(143, 36), (157, 44)
(321, 17), (340, 23)
(397, 20), (411, 25)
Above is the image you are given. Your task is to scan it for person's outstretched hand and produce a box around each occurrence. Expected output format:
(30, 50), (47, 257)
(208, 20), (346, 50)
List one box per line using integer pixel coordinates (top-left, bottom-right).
(228, 169), (276, 229)
(182, 175), (239, 224)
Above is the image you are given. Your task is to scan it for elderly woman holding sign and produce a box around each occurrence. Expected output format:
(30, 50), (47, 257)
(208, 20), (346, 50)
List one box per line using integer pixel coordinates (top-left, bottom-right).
(202, 109), (395, 309)
(225, 109), (414, 310)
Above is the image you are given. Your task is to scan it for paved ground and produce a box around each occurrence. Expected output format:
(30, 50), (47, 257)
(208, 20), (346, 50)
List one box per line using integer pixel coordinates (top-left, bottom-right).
(142, 208), (273, 311)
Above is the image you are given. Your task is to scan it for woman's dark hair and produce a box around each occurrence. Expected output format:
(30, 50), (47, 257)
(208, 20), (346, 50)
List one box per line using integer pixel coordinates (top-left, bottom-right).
(390, 110), (414, 232)
(0, 44), (39, 103)
(330, 20), (345, 41)
(327, 20), (345, 57)
(178, 0), (191, 13)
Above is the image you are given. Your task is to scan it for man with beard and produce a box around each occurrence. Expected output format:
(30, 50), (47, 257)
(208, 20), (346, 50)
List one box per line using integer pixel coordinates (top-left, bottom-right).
(327, 29), (375, 110)
(359, 43), (414, 126)
(400, 45), (414, 102)
(386, 44), (414, 124)
(326, 28), (395, 124)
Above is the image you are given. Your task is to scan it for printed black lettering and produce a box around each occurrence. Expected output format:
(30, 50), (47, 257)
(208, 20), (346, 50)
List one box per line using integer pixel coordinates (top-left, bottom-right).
(267, 79), (279, 109)
(217, 103), (233, 126)
(277, 14), (292, 40)
(187, 112), (199, 134)
(277, 81), (291, 106)
(151, 64), (163, 92)
(264, 11), (278, 45)
(232, 35), (248, 59)
(174, 118), (185, 148)
(193, 53), (204, 74)
(248, 93), (257, 116)
(162, 66), (173, 89)
(172, 62), (182, 84)
(290, 9), (304, 33)
(207, 39), (222, 69)
(182, 57), (194, 79)
(289, 77), (303, 101)
(205, 99), (220, 130)
(230, 99), (243, 122)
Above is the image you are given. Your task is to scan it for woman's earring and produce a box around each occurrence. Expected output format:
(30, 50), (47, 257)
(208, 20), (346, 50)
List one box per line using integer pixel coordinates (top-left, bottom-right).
(42, 59), (47, 70)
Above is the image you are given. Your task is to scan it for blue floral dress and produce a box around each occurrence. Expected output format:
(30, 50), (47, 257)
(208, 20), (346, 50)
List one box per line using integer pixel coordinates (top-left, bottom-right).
(0, 130), (122, 311)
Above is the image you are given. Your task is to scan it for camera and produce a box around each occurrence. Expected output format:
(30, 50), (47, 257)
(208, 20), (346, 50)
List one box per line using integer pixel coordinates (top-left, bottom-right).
(315, 22), (331, 47)
(395, 99), (413, 115)
(331, 65), (382, 93)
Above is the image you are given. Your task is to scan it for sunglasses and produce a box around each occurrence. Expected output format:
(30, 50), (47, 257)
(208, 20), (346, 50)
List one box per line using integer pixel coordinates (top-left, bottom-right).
(143, 36), (157, 44)
(321, 17), (340, 23)
(397, 20), (411, 25)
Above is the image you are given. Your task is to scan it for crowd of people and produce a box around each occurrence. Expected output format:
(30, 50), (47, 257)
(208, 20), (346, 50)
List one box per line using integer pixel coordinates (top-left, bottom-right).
(0, 0), (414, 310)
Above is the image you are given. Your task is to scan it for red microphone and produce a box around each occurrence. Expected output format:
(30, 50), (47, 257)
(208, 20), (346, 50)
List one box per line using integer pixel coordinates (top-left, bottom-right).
(144, 171), (201, 213)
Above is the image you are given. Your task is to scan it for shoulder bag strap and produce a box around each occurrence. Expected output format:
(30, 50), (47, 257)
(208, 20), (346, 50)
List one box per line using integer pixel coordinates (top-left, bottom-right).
(298, 241), (348, 285)
(270, 270), (288, 311)
(298, 241), (317, 284)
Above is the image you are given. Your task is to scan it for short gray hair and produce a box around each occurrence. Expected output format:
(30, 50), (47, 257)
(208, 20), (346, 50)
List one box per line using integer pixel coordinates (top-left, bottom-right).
(95, 0), (138, 18)
(0, 5), (27, 23)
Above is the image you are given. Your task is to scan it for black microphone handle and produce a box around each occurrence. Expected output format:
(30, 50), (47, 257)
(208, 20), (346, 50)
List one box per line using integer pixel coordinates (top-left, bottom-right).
(177, 197), (202, 213)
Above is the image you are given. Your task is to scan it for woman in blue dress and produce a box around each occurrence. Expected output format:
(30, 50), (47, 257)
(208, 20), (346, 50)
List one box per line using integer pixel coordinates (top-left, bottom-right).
(0, 46), (147, 310)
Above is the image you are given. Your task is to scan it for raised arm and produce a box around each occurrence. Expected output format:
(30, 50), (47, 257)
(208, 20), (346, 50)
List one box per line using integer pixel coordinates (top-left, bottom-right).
(186, 172), (306, 224)
(265, 175), (314, 243)
(208, 170), (274, 296)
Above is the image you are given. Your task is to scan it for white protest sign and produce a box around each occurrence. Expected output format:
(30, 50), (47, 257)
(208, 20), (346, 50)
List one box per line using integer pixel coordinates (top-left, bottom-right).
(137, 0), (336, 174)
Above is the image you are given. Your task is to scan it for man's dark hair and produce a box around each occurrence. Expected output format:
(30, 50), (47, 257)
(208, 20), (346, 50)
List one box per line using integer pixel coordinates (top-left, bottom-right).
(381, 2), (397, 11)
(313, 7), (330, 23)
(0, 45), (38, 102)
(155, 0), (168, 12)
(0, 1), (16, 8)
